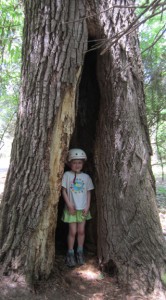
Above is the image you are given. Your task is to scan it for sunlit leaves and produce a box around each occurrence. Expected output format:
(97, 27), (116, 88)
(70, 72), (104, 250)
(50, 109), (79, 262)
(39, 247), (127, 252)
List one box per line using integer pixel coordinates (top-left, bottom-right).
(0, 0), (23, 144)
(139, 2), (166, 168)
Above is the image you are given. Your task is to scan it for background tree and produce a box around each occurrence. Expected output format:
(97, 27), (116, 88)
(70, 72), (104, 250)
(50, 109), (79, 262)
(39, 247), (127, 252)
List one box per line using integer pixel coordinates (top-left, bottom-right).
(0, 0), (166, 295)
(0, 0), (23, 149)
(140, 14), (166, 180)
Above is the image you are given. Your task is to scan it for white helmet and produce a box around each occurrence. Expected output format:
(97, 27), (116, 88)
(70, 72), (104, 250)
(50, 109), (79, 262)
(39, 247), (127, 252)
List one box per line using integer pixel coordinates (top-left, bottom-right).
(68, 148), (87, 162)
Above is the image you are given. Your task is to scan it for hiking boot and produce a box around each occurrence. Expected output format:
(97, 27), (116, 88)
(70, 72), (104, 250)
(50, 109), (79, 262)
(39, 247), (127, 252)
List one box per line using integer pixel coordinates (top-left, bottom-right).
(76, 252), (85, 265)
(65, 253), (76, 267)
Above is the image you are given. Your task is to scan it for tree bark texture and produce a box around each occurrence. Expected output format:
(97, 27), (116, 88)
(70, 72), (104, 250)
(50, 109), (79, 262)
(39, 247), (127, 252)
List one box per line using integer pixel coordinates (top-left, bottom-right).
(91, 0), (166, 292)
(0, 0), (166, 292)
(0, 0), (88, 281)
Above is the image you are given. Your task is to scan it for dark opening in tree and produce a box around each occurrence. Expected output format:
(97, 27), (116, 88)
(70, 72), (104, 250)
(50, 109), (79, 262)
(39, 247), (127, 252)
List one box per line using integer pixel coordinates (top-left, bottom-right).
(56, 39), (100, 254)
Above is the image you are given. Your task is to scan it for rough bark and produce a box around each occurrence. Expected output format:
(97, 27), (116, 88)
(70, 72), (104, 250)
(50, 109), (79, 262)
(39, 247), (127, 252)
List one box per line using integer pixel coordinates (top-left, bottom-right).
(0, 0), (88, 281)
(0, 0), (166, 293)
(91, 0), (166, 293)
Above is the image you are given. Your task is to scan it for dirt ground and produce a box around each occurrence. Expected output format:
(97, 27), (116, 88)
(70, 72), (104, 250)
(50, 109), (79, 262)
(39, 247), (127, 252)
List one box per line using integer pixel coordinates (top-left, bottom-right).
(0, 255), (126, 300)
(1, 254), (166, 300)
(0, 170), (166, 300)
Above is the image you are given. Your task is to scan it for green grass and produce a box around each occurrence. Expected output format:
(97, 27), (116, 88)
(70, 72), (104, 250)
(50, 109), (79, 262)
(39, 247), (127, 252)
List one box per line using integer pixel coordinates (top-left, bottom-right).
(156, 186), (166, 196)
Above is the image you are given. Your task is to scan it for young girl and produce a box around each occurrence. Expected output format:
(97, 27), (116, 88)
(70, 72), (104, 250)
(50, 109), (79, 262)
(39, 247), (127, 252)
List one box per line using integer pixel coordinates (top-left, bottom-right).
(61, 148), (94, 267)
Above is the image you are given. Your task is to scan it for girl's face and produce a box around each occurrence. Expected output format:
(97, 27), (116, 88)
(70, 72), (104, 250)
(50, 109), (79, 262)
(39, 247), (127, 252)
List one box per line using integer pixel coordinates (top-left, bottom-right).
(70, 159), (84, 173)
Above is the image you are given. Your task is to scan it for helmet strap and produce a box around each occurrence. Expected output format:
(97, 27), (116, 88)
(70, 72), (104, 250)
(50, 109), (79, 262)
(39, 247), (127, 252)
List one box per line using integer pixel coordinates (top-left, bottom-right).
(73, 172), (77, 184)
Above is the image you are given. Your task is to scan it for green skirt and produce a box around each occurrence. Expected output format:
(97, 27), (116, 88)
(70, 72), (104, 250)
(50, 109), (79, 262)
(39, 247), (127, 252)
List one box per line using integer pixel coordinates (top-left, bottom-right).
(61, 209), (92, 223)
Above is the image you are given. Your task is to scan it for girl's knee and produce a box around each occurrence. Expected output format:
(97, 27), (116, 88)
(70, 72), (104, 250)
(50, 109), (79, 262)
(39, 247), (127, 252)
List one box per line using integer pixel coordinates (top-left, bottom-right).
(77, 226), (85, 236)
(69, 223), (77, 237)
(78, 230), (85, 237)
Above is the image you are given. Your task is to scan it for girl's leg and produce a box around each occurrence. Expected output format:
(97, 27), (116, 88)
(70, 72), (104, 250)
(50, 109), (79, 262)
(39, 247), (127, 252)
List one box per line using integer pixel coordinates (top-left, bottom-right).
(77, 221), (86, 248)
(77, 221), (86, 265)
(68, 222), (77, 250)
(66, 223), (77, 267)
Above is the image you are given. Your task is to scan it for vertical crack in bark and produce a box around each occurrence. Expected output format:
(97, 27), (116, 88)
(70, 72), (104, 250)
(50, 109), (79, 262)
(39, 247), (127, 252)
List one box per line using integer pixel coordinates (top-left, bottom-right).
(0, 0), (87, 279)
(27, 68), (82, 278)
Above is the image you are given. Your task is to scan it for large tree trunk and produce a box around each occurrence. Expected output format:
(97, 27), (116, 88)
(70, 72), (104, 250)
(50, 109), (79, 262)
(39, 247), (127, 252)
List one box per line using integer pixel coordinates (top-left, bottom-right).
(92, 1), (166, 293)
(0, 0), (166, 293)
(0, 0), (88, 281)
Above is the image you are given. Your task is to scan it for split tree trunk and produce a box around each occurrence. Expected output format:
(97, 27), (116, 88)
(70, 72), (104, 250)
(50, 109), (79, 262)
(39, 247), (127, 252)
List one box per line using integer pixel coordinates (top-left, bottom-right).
(0, 0), (166, 293)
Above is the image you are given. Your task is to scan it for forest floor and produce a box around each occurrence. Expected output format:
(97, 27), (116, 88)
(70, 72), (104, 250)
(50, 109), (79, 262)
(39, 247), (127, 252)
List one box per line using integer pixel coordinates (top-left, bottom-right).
(0, 168), (166, 300)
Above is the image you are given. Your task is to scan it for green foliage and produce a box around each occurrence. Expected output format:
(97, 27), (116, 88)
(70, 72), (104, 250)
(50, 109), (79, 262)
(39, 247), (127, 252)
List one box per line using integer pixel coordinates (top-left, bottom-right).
(161, 273), (166, 286)
(157, 186), (166, 197)
(139, 5), (166, 171)
(0, 0), (23, 146)
(156, 122), (166, 161)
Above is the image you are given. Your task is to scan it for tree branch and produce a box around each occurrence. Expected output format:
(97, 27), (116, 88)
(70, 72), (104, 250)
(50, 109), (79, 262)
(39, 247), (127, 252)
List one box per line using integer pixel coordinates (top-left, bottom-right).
(141, 25), (166, 54)
(100, 2), (166, 54)
(63, 0), (165, 24)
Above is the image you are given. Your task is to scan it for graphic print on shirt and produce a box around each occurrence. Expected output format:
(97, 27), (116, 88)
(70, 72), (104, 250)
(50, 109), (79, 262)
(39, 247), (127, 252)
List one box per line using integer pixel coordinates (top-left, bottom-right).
(70, 178), (85, 193)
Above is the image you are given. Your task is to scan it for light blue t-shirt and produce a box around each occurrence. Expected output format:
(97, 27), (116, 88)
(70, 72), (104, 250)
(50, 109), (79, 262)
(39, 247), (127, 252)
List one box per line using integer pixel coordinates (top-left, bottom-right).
(62, 171), (94, 210)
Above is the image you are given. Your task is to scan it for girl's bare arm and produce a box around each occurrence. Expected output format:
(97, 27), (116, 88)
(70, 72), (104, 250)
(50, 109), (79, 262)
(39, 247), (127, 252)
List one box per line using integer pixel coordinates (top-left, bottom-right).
(62, 187), (76, 214)
(83, 190), (91, 215)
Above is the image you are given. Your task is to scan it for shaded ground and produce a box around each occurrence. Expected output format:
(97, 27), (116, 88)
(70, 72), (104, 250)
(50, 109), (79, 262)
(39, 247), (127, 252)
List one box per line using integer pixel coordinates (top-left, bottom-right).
(0, 169), (166, 299)
(0, 255), (125, 300)
(1, 254), (166, 300)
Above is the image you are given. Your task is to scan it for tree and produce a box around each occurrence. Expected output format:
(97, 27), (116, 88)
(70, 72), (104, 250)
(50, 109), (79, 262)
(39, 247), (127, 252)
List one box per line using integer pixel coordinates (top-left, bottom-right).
(0, 0), (166, 295)
(139, 14), (166, 180)
(0, 0), (23, 148)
